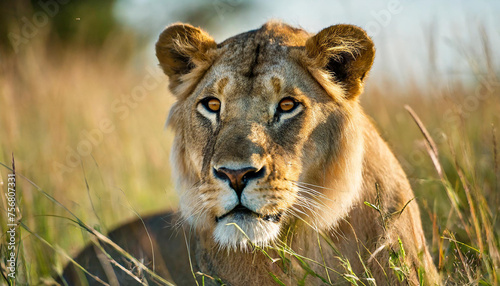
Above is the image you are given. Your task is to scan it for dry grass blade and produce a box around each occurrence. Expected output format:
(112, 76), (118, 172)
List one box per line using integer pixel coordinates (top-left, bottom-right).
(446, 137), (487, 258)
(92, 243), (120, 286)
(455, 166), (484, 254)
(493, 124), (499, 193)
(404, 105), (441, 177)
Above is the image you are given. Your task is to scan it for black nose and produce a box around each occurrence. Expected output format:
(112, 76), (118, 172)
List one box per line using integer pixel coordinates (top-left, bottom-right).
(213, 166), (266, 197)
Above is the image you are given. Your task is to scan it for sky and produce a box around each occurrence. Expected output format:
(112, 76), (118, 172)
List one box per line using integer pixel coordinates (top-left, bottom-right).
(114, 0), (500, 84)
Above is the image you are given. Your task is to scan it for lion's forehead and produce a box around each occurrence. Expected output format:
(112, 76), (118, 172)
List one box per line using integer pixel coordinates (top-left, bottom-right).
(216, 42), (289, 68)
(203, 62), (302, 102)
(208, 35), (302, 89)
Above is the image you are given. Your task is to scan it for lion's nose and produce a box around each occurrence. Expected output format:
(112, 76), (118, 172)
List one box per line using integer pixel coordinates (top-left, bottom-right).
(213, 166), (266, 197)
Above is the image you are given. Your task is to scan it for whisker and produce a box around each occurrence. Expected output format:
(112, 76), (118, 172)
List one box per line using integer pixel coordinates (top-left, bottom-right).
(289, 180), (336, 190)
(291, 182), (336, 203)
(295, 188), (334, 211)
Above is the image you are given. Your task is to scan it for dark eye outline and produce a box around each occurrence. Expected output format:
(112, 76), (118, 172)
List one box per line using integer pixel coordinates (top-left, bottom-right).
(200, 97), (221, 113)
(277, 97), (300, 113)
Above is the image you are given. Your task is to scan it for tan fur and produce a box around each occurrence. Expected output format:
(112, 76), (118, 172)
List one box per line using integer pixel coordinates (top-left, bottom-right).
(59, 22), (440, 285)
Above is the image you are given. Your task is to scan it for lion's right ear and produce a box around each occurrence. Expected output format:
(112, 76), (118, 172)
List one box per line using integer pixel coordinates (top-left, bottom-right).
(156, 23), (217, 91)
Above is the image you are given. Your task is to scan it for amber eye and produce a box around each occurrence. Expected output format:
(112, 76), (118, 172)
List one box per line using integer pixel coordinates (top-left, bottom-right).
(202, 98), (221, 112)
(278, 98), (297, 112)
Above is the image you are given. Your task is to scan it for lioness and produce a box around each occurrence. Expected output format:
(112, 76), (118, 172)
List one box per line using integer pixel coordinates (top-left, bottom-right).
(59, 22), (439, 285)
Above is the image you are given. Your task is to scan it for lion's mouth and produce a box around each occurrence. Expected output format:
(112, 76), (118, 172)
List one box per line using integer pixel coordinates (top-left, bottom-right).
(216, 204), (282, 223)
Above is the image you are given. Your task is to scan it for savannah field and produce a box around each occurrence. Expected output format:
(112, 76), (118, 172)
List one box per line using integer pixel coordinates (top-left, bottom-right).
(1, 4), (500, 285)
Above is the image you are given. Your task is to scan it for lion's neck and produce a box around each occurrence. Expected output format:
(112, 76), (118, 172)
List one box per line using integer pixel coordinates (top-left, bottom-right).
(191, 221), (355, 285)
(192, 230), (283, 285)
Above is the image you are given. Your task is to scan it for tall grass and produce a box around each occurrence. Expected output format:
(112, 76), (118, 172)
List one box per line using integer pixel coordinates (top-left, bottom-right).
(1, 26), (499, 285)
(362, 68), (500, 283)
(0, 35), (177, 284)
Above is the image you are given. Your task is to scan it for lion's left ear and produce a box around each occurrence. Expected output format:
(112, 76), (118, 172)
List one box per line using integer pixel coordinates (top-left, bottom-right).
(305, 24), (375, 98)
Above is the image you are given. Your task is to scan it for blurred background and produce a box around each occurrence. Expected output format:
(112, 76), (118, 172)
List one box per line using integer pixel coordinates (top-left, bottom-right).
(1, 0), (499, 284)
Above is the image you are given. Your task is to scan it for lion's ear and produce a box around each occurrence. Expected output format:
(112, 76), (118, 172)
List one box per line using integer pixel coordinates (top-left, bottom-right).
(305, 24), (375, 98)
(156, 23), (217, 90)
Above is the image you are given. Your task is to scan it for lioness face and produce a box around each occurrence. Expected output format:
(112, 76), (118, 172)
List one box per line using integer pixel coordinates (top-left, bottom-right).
(157, 22), (374, 250)
(179, 52), (339, 250)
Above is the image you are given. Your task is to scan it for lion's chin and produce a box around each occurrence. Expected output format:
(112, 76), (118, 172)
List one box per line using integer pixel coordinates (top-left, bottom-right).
(213, 214), (281, 251)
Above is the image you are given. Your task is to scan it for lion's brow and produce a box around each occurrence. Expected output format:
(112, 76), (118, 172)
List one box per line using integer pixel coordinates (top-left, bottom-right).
(243, 43), (261, 78)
